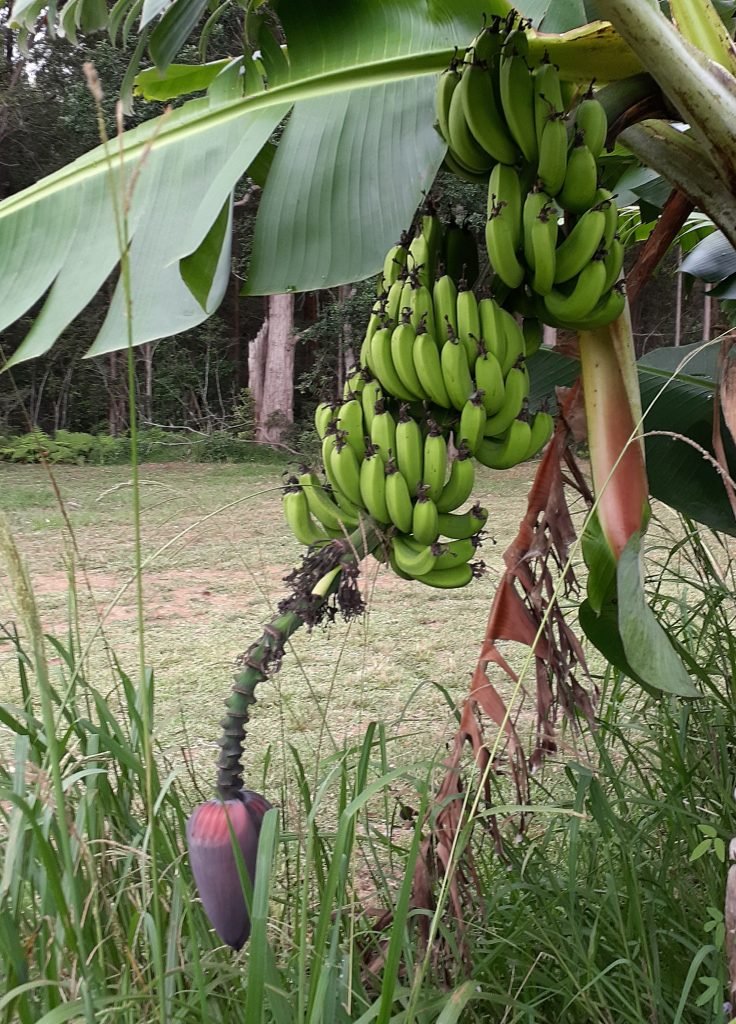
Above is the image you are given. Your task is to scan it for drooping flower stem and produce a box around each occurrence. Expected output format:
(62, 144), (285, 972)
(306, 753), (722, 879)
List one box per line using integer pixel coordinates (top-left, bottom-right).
(216, 523), (383, 799)
(578, 309), (649, 560)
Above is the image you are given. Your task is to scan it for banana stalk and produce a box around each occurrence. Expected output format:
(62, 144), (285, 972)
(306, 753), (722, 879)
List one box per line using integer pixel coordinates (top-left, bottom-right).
(578, 311), (649, 562)
(668, 0), (736, 76)
(216, 522), (382, 799)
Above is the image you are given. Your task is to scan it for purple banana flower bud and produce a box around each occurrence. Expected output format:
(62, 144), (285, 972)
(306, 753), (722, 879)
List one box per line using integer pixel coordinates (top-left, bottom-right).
(186, 789), (272, 950)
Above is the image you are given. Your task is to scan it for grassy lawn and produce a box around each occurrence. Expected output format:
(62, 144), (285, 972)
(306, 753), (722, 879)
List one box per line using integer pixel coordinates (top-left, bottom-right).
(0, 458), (576, 801)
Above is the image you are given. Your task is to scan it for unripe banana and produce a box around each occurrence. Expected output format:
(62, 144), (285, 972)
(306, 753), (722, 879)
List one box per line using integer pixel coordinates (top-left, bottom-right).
(283, 484), (330, 547)
(438, 502), (488, 539)
(486, 164), (525, 289)
(423, 421), (448, 501)
(498, 308), (525, 376)
(537, 115), (568, 198)
(595, 188), (619, 248)
(443, 217), (479, 288)
(330, 437), (363, 507)
(361, 377), (383, 432)
(392, 534), (438, 578)
(380, 236), (410, 294)
(533, 59), (564, 148)
(412, 486), (440, 545)
(370, 398), (397, 463)
(407, 281), (438, 340)
(474, 344), (506, 415)
(525, 410), (554, 460)
(359, 445), (391, 524)
(322, 433), (362, 517)
(413, 324), (452, 408)
(388, 548), (413, 581)
(391, 314), (427, 400)
(441, 330), (474, 410)
(522, 318), (543, 357)
(574, 88), (608, 158)
(442, 148), (490, 185)
(523, 187), (556, 264)
(436, 443), (475, 513)
(384, 457), (414, 533)
(361, 297), (386, 371)
(458, 390), (487, 455)
(336, 397), (366, 460)
(433, 272), (459, 346)
(552, 284), (626, 331)
(299, 471), (360, 532)
(558, 135), (598, 214)
(408, 229), (432, 290)
(414, 562), (476, 589)
(314, 402), (336, 440)
(553, 208), (606, 284)
(602, 237), (625, 292)
(530, 213), (557, 296)
(385, 276), (407, 326)
(434, 536), (478, 571)
(456, 283), (481, 367)
(435, 62), (462, 145)
(395, 405), (424, 498)
(476, 418), (533, 470)
(483, 364), (529, 438)
(499, 28), (538, 164)
(478, 297), (507, 368)
(370, 326), (417, 401)
(460, 53), (519, 165)
(447, 65), (495, 174)
(544, 257), (607, 323)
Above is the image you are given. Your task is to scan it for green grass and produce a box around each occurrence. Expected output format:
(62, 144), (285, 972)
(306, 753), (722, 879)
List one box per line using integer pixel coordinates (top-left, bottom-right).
(1, 459), (735, 1022)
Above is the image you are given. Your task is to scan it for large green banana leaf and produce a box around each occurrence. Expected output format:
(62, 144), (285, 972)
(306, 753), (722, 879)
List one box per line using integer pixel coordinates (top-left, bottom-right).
(0, 0), (640, 363)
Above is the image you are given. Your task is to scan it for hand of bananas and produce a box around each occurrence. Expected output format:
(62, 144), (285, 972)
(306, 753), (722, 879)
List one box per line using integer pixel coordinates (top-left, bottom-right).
(438, 10), (625, 329)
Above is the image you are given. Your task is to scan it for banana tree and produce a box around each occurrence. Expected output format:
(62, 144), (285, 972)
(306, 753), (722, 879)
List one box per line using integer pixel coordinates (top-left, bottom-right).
(3, 0), (736, 967)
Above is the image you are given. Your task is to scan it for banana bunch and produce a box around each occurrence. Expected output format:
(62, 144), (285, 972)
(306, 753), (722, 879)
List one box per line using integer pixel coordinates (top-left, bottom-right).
(436, 10), (626, 332)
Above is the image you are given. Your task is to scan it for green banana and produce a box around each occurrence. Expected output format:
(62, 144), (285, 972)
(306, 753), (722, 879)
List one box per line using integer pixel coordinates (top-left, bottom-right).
(435, 62), (462, 145)
(360, 296), (386, 371)
(391, 315), (427, 400)
(574, 87), (608, 158)
(522, 318), (543, 357)
(477, 418), (533, 470)
(533, 62), (567, 195)
(441, 330), (474, 411)
(370, 399), (397, 463)
(530, 211), (558, 296)
(499, 28), (538, 165)
(330, 437), (363, 507)
(483, 364), (529, 438)
(413, 324), (452, 408)
(438, 502), (489, 539)
(447, 65), (495, 174)
(434, 536), (478, 571)
(523, 187), (556, 264)
(322, 432), (362, 517)
(595, 189), (619, 248)
(359, 445), (391, 524)
(498, 307), (526, 376)
(299, 471), (360, 532)
(408, 229), (431, 290)
(486, 164), (525, 289)
(544, 257), (607, 323)
(553, 208), (606, 284)
(412, 486), (441, 545)
(414, 562), (475, 589)
(458, 391), (487, 455)
(558, 135), (598, 213)
(385, 457), (414, 533)
(442, 148), (490, 185)
(552, 285), (626, 331)
(385, 276), (406, 326)
(602, 236), (625, 292)
(314, 402), (336, 440)
(479, 297), (507, 368)
(525, 410), (555, 460)
(407, 281), (438, 339)
(392, 534), (438, 578)
(361, 377), (383, 432)
(460, 54), (519, 165)
(423, 421), (448, 501)
(474, 344), (506, 415)
(336, 397), (366, 460)
(443, 217), (479, 287)
(370, 326), (417, 402)
(395, 405), (424, 498)
(388, 548), (413, 581)
(533, 59), (564, 147)
(283, 484), (330, 547)
(456, 283), (481, 367)
(433, 272), (459, 345)
(436, 444), (475, 513)
(379, 235), (410, 294)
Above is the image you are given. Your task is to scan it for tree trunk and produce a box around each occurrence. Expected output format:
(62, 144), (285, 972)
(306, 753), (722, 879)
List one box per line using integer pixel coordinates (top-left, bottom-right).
(251, 293), (296, 444)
